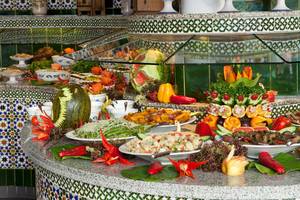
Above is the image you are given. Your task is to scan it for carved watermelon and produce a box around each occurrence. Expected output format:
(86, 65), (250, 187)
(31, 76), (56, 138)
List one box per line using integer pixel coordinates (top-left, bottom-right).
(52, 84), (91, 129)
(131, 49), (169, 92)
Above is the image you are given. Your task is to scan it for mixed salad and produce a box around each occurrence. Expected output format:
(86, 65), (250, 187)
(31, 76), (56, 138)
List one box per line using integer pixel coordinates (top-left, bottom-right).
(126, 132), (202, 154)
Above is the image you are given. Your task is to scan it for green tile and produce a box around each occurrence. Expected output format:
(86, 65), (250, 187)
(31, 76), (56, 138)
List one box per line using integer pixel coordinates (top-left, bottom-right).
(6, 169), (15, 186)
(270, 63), (298, 95)
(0, 169), (7, 186)
(185, 64), (209, 98)
(15, 169), (24, 186)
(174, 64), (185, 95)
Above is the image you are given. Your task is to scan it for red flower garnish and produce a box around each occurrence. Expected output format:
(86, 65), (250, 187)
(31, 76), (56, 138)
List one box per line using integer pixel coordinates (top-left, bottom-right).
(168, 158), (208, 179)
(92, 130), (134, 166)
(31, 110), (55, 141)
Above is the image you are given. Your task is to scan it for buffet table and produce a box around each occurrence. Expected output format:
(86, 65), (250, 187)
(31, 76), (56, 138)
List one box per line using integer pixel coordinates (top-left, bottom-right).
(21, 125), (300, 200)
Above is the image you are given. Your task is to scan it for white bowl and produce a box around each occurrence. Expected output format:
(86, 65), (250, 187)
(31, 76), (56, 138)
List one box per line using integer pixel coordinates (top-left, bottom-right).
(89, 93), (106, 103)
(119, 142), (200, 165)
(36, 69), (70, 82)
(52, 55), (75, 67)
(111, 100), (135, 110)
(107, 106), (138, 119)
(90, 101), (103, 121)
(243, 143), (300, 159)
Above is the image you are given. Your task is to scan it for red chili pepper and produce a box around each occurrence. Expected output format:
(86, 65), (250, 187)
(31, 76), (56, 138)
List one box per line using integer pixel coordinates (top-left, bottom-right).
(59, 146), (87, 158)
(92, 130), (134, 166)
(168, 158), (208, 179)
(271, 116), (291, 131)
(258, 152), (285, 174)
(195, 122), (216, 138)
(170, 95), (197, 105)
(147, 162), (164, 175)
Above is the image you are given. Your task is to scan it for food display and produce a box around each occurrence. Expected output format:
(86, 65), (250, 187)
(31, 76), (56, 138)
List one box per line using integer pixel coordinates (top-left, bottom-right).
(124, 108), (191, 125)
(71, 119), (151, 140)
(204, 66), (276, 131)
(125, 131), (202, 154)
(13, 53), (33, 59)
(0, 68), (24, 84)
(225, 130), (300, 145)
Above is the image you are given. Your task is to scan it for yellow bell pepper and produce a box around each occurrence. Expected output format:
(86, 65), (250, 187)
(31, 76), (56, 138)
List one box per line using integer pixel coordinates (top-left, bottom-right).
(157, 83), (175, 103)
(203, 114), (219, 129)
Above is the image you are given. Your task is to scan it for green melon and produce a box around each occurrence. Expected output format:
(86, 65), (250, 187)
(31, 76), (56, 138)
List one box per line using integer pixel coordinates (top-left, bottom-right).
(52, 84), (91, 129)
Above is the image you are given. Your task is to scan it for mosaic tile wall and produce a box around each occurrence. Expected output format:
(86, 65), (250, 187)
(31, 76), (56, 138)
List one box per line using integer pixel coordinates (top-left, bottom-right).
(0, 87), (56, 188)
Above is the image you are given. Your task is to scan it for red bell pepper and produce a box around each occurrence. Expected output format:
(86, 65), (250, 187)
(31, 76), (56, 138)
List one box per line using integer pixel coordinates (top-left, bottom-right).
(147, 162), (164, 175)
(271, 116), (291, 131)
(92, 130), (134, 166)
(168, 158), (208, 179)
(59, 146), (87, 158)
(258, 152), (285, 174)
(170, 95), (197, 105)
(195, 122), (216, 138)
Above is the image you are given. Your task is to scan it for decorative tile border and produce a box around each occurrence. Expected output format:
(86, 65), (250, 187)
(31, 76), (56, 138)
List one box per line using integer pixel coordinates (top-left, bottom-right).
(0, 0), (76, 11)
(0, 15), (128, 29)
(0, 28), (113, 45)
(36, 166), (197, 200)
(129, 11), (300, 35)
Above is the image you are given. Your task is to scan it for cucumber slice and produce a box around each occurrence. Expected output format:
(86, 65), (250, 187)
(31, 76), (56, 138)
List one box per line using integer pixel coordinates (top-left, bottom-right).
(217, 124), (232, 135)
(216, 130), (230, 136)
(200, 136), (211, 141)
(278, 126), (296, 134)
(137, 133), (146, 140)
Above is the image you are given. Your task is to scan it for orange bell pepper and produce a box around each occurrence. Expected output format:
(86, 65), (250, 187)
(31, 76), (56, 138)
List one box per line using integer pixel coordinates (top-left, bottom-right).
(202, 114), (219, 129)
(250, 116), (268, 128)
(224, 66), (236, 83)
(242, 66), (253, 80)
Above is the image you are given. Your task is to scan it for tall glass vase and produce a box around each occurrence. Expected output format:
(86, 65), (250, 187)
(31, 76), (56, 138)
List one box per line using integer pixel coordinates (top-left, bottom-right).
(218, 0), (238, 12)
(272, 0), (290, 11)
(32, 0), (48, 16)
(121, 0), (133, 16)
(160, 0), (177, 14)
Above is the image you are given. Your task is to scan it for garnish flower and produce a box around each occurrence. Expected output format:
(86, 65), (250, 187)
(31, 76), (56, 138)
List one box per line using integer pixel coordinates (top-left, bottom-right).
(93, 130), (134, 166)
(168, 158), (208, 179)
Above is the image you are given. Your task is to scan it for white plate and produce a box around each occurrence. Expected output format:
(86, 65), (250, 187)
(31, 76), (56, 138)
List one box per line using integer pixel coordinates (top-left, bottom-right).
(150, 116), (197, 132)
(119, 143), (200, 165)
(65, 130), (136, 142)
(243, 143), (300, 159)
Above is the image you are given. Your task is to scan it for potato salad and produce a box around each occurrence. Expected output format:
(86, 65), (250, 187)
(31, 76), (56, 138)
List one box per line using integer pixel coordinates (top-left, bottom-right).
(126, 132), (202, 154)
